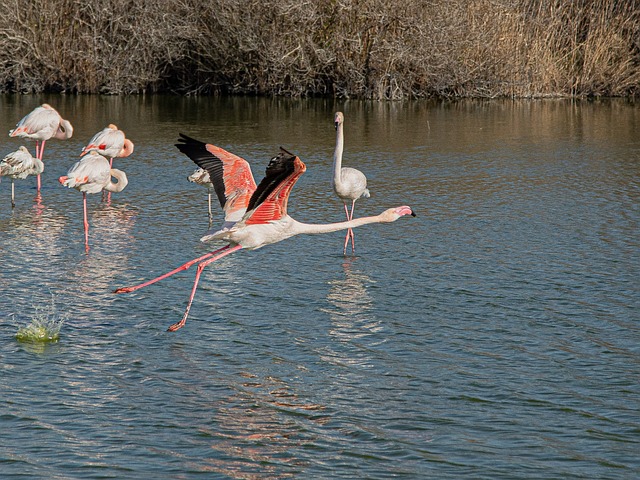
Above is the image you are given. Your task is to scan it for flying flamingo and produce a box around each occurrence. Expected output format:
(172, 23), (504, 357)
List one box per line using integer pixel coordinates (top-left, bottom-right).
(0, 146), (44, 208)
(114, 133), (415, 332)
(332, 111), (370, 255)
(9, 103), (74, 192)
(188, 167), (215, 223)
(81, 124), (134, 202)
(58, 150), (129, 251)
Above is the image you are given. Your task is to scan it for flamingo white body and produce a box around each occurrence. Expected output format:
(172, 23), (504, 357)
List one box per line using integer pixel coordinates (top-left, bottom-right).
(9, 103), (73, 191)
(188, 167), (215, 221)
(59, 150), (128, 251)
(81, 124), (134, 202)
(0, 146), (44, 207)
(332, 111), (370, 255)
(115, 133), (415, 332)
(81, 124), (134, 165)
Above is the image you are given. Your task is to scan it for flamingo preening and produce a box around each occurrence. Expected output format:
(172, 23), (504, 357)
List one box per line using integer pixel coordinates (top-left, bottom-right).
(9, 104), (73, 192)
(58, 150), (129, 252)
(81, 124), (134, 167)
(115, 134), (415, 332)
(188, 167), (215, 223)
(81, 124), (134, 202)
(0, 146), (44, 208)
(332, 111), (370, 255)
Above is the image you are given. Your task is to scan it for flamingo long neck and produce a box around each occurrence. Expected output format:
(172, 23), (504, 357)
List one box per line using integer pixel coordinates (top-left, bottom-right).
(55, 119), (73, 140)
(332, 122), (344, 186)
(104, 168), (128, 193)
(293, 213), (386, 236)
(119, 139), (134, 158)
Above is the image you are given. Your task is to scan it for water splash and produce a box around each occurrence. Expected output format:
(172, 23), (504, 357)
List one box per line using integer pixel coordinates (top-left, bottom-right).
(14, 296), (66, 343)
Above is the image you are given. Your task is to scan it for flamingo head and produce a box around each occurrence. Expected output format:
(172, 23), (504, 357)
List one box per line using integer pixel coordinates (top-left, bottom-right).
(334, 112), (344, 130)
(379, 206), (416, 222)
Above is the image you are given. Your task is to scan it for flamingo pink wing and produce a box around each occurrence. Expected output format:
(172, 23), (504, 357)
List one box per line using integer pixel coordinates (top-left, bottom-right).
(244, 147), (306, 225)
(176, 134), (257, 221)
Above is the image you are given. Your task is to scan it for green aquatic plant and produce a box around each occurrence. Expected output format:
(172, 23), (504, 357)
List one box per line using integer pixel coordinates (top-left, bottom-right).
(14, 297), (66, 343)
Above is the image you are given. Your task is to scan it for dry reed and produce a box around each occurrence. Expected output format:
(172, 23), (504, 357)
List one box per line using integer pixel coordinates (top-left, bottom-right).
(0, 0), (637, 98)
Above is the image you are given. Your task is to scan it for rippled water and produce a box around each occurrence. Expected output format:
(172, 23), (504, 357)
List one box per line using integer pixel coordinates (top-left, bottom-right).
(0, 96), (638, 479)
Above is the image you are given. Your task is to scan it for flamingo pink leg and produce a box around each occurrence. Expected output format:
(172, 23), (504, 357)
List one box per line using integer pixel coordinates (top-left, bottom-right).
(114, 244), (235, 294)
(83, 192), (90, 252)
(343, 200), (356, 255)
(35, 141), (44, 192)
(103, 157), (114, 203)
(167, 244), (243, 332)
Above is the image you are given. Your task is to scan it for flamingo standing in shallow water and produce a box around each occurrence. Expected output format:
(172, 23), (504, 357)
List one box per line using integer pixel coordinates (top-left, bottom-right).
(332, 111), (370, 255)
(59, 150), (128, 251)
(188, 167), (215, 223)
(81, 124), (134, 202)
(115, 133), (415, 332)
(9, 104), (73, 192)
(0, 146), (44, 208)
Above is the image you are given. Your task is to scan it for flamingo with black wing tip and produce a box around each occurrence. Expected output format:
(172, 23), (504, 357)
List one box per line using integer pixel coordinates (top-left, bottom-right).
(0, 146), (44, 208)
(332, 111), (370, 255)
(115, 134), (415, 332)
(9, 104), (73, 192)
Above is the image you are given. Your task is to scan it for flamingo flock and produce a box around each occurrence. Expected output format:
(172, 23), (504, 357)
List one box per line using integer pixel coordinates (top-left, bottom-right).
(4, 105), (135, 249)
(4, 106), (416, 332)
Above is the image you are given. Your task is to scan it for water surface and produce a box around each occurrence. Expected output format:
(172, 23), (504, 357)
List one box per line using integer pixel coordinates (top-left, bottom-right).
(0, 96), (638, 479)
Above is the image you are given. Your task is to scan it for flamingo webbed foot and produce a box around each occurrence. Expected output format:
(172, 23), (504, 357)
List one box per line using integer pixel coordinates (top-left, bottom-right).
(114, 286), (134, 294)
(167, 319), (187, 332)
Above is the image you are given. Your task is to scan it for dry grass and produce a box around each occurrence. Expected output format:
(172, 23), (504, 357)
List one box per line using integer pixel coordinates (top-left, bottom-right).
(0, 0), (637, 98)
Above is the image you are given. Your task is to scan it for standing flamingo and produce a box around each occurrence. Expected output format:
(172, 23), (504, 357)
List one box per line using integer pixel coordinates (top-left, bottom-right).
(81, 124), (134, 167)
(188, 167), (215, 223)
(81, 124), (134, 202)
(9, 103), (73, 192)
(58, 150), (128, 251)
(115, 134), (415, 332)
(0, 146), (44, 208)
(332, 111), (370, 255)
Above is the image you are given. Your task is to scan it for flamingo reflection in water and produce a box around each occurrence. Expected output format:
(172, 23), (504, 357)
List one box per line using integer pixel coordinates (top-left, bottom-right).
(115, 134), (415, 332)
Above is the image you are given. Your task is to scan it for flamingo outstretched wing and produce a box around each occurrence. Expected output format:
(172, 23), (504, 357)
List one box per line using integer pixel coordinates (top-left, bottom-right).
(176, 134), (257, 222)
(244, 147), (306, 225)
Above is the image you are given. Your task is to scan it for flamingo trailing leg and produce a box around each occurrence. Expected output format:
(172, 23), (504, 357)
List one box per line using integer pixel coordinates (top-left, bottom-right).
(115, 134), (415, 332)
